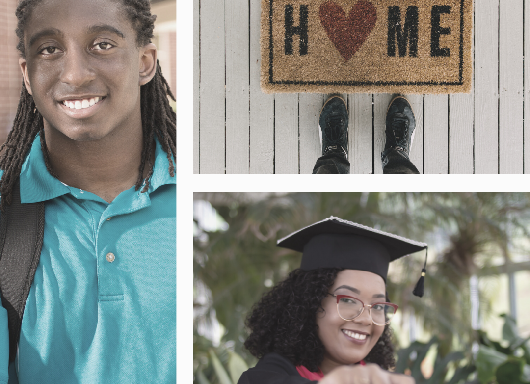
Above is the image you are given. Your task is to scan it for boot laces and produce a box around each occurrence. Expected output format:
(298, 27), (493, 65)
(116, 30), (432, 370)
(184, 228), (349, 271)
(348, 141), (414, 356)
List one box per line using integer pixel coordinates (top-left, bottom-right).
(391, 113), (409, 151)
(324, 114), (346, 147)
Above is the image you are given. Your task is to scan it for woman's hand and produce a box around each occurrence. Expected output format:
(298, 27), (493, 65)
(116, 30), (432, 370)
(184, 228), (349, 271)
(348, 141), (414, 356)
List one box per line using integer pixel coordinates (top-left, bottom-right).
(319, 364), (415, 384)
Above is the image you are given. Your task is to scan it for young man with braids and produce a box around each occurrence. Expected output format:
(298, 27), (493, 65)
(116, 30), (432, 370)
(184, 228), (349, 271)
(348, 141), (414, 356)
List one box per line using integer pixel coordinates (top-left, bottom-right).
(0, 0), (176, 383)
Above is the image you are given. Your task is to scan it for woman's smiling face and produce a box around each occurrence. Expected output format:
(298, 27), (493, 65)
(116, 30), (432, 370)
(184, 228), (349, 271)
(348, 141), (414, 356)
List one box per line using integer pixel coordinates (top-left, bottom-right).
(317, 270), (387, 374)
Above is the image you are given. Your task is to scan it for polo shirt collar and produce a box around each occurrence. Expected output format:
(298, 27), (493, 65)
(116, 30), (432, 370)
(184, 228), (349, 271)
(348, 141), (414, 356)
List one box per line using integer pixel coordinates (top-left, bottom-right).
(20, 135), (175, 204)
(147, 139), (176, 193)
(20, 136), (69, 203)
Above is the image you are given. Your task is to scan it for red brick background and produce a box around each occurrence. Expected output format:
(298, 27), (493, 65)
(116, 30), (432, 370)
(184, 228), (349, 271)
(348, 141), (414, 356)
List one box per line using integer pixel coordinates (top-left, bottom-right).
(152, 0), (177, 101)
(167, 29), (176, 98)
(155, 27), (177, 99)
(0, 0), (22, 146)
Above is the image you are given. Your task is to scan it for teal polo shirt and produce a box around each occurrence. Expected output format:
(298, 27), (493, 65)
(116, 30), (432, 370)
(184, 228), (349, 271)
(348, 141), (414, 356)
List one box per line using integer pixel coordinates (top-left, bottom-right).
(0, 306), (7, 384)
(0, 136), (176, 384)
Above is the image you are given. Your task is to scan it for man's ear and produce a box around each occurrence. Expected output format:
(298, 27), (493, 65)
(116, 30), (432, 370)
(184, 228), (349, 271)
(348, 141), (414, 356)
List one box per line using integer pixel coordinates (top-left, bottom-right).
(139, 43), (157, 86)
(19, 58), (33, 95)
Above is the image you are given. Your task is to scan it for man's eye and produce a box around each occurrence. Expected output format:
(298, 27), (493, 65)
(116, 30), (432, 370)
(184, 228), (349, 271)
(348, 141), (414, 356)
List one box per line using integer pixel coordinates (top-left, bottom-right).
(94, 42), (113, 51)
(40, 46), (58, 55)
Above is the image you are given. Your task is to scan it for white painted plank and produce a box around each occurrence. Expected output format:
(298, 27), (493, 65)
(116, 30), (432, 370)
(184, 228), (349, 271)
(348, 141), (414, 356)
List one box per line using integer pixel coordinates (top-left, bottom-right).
(348, 94), (373, 174)
(424, 95), (449, 173)
(225, 0), (250, 173)
(450, 93), (474, 174)
(474, 0), (499, 173)
(193, 0), (200, 173)
(336, 93), (349, 172)
(407, 94), (424, 174)
(274, 94), (299, 173)
(499, 0), (523, 173)
(249, 0), (274, 174)
(526, 0), (530, 173)
(199, 0), (226, 173)
(449, 9), (475, 175)
(373, 94), (393, 174)
(299, 94), (323, 174)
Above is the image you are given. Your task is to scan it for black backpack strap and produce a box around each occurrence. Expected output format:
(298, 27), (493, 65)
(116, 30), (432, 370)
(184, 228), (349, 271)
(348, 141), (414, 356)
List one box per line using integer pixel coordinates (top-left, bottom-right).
(0, 180), (45, 363)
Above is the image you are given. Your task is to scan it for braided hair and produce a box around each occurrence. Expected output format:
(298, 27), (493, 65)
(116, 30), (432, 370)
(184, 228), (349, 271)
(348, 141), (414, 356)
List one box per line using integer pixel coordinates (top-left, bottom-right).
(0, 0), (176, 210)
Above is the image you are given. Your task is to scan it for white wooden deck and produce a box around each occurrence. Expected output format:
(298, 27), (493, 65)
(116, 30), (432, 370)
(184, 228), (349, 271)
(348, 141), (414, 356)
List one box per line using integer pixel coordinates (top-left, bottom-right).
(194, 0), (529, 174)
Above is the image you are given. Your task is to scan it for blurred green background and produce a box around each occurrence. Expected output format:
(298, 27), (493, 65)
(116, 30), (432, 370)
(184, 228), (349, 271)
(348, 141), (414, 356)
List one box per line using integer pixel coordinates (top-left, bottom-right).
(193, 193), (530, 384)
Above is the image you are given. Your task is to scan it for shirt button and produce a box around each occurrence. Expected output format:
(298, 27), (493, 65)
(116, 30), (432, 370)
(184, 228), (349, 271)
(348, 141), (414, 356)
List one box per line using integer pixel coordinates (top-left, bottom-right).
(106, 252), (115, 263)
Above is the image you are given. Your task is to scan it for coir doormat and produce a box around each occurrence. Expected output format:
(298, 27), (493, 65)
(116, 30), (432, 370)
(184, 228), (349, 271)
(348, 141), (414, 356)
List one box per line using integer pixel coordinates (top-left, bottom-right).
(261, 0), (473, 93)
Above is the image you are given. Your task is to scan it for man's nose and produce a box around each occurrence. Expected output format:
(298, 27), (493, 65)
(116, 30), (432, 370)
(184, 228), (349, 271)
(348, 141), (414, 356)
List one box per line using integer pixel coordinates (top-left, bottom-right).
(59, 48), (96, 87)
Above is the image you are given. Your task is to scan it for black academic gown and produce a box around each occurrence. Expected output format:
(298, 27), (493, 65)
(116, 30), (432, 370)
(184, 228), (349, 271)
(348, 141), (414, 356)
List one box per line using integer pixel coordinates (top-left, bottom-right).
(238, 353), (318, 384)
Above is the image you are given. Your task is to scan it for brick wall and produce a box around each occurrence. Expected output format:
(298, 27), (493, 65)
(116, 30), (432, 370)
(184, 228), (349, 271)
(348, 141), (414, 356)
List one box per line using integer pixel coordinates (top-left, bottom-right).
(152, 0), (177, 99)
(167, 29), (176, 97)
(156, 29), (177, 98)
(0, 0), (22, 146)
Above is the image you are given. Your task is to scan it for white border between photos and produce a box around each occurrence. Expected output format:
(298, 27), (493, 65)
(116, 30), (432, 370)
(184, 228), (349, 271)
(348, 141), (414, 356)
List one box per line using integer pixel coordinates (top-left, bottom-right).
(189, 174), (529, 193)
(176, 0), (192, 382)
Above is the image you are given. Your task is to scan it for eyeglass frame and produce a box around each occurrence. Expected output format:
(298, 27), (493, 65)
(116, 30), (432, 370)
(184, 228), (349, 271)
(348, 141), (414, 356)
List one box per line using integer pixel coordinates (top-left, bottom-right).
(327, 294), (399, 326)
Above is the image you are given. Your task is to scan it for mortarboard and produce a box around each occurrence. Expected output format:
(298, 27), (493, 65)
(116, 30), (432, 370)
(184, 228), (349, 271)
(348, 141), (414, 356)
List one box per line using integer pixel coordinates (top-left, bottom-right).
(277, 217), (428, 297)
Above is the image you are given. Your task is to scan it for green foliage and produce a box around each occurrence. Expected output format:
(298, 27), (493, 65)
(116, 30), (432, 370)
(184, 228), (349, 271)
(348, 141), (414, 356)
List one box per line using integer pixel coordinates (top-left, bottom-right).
(395, 336), (475, 384)
(210, 350), (233, 384)
(195, 369), (212, 384)
(477, 315), (530, 384)
(476, 347), (507, 383)
(496, 358), (530, 384)
(228, 351), (249, 384)
(194, 349), (249, 384)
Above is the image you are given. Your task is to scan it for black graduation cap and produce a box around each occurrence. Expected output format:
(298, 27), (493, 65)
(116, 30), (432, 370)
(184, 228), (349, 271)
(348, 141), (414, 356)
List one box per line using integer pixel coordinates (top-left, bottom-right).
(277, 217), (428, 297)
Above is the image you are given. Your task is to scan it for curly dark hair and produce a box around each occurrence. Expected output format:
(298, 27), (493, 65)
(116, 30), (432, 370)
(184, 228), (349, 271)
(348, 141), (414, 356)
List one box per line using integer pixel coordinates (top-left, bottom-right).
(0, 0), (175, 211)
(244, 268), (396, 372)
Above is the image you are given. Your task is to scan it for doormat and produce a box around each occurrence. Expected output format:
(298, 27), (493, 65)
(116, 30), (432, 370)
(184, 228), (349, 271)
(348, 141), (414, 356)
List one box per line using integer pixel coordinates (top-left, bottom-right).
(261, 0), (473, 94)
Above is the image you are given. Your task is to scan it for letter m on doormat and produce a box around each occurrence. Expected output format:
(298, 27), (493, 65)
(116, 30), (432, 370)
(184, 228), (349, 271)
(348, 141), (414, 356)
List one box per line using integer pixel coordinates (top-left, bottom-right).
(260, 0), (473, 94)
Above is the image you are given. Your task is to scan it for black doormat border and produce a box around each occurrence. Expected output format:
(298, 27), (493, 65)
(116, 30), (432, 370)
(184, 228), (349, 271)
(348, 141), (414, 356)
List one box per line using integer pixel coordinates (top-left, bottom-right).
(261, 0), (473, 94)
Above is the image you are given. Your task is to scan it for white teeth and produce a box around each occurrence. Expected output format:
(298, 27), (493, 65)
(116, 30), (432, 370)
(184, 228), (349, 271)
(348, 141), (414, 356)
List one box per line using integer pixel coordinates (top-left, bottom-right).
(342, 330), (368, 340)
(63, 97), (102, 110)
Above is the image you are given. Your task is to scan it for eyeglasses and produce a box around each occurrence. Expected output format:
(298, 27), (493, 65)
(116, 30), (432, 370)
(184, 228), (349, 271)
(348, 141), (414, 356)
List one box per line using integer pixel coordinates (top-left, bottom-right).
(327, 294), (398, 326)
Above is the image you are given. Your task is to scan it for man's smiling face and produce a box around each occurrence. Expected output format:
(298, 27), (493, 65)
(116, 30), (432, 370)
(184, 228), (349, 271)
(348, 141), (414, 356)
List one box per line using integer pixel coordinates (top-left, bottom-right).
(19, 0), (153, 142)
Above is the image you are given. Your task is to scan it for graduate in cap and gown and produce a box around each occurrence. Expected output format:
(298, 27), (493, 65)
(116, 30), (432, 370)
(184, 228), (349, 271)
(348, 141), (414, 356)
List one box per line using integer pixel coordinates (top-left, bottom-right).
(237, 217), (428, 384)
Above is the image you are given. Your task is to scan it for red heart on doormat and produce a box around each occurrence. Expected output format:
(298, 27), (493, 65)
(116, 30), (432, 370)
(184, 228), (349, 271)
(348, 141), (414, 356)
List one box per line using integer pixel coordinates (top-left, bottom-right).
(319, 0), (377, 61)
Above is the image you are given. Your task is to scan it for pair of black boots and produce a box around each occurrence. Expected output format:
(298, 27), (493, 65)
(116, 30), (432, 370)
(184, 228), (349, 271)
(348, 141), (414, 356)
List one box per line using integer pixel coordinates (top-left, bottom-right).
(316, 95), (418, 174)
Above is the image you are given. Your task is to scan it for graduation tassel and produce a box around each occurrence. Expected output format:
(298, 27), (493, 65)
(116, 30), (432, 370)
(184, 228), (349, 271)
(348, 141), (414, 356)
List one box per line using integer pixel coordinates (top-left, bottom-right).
(413, 269), (425, 297)
(413, 247), (428, 298)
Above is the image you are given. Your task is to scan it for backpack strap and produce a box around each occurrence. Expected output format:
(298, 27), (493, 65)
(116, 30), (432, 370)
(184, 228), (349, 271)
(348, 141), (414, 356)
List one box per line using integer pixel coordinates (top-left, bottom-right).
(0, 180), (45, 363)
